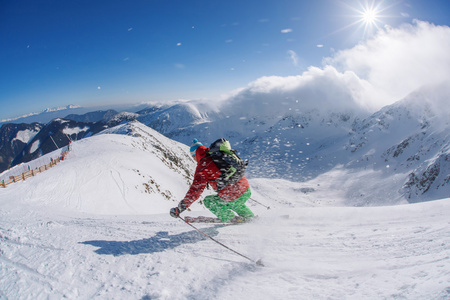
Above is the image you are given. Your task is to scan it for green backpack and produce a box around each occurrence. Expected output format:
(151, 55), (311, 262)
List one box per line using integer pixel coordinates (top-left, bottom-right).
(208, 138), (248, 191)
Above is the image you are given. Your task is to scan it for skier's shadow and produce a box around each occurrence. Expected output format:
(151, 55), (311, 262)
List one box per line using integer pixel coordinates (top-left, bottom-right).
(81, 228), (219, 256)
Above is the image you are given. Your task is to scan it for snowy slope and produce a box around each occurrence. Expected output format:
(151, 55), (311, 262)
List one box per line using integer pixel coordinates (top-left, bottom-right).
(1, 121), (196, 215)
(345, 82), (450, 203)
(3, 82), (448, 204)
(1, 184), (449, 299)
(1, 123), (449, 299)
(132, 82), (450, 204)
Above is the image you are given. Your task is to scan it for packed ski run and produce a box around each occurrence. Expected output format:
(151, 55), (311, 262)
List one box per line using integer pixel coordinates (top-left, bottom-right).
(1, 123), (449, 299)
(1, 190), (449, 299)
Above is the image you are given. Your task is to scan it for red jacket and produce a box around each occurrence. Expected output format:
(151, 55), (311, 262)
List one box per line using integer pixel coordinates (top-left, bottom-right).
(181, 144), (249, 209)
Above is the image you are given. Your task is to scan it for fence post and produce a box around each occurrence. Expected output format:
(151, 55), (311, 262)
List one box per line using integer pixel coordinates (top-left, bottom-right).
(1, 180), (5, 188)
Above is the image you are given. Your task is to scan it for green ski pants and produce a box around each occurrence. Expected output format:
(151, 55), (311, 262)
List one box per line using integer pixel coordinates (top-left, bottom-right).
(203, 188), (254, 222)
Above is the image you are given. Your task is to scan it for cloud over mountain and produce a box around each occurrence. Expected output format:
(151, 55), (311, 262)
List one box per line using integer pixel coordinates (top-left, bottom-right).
(221, 21), (450, 115)
(327, 20), (450, 109)
(222, 66), (373, 116)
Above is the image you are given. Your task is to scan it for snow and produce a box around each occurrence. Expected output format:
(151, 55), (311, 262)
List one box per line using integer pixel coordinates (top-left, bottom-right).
(1, 122), (449, 299)
(29, 139), (40, 154)
(13, 129), (39, 144)
(62, 126), (90, 136)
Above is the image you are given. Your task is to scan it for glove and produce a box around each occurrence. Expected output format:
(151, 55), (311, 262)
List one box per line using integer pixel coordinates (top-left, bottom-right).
(170, 207), (181, 218)
(170, 202), (186, 218)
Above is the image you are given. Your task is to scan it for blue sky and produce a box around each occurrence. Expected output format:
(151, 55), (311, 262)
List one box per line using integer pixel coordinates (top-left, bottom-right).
(1, 0), (450, 120)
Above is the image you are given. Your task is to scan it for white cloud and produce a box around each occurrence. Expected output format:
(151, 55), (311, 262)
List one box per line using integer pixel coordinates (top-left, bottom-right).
(222, 21), (450, 115)
(317, 44), (324, 48)
(281, 28), (293, 33)
(224, 66), (373, 115)
(287, 50), (298, 66)
(176, 42), (182, 46)
(325, 20), (450, 108)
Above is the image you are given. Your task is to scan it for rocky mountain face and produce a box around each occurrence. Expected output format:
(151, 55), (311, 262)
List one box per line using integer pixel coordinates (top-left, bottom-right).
(344, 84), (450, 202)
(64, 109), (118, 123)
(11, 118), (107, 167)
(0, 109), (144, 173)
(0, 123), (43, 173)
(130, 84), (450, 202)
(1, 83), (448, 203)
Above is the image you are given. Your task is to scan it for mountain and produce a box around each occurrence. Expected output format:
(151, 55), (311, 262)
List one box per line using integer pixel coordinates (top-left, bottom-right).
(1, 83), (449, 204)
(1, 110), (142, 173)
(3, 121), (196, 214)
(0, 103), (154, 126)
(0, 122), (43, 173)
(0, 105), (84, 125)
(130, 82), (450, 204)
(0, 120), (449, 299)
(11, 118), (108, 168)
(345, 83), (450, 203)
(64, 109), (118, 123)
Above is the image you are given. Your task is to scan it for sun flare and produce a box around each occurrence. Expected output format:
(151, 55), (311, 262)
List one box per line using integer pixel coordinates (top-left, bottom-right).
(330, 0), (392, 39)
(361, 8), (378, 25)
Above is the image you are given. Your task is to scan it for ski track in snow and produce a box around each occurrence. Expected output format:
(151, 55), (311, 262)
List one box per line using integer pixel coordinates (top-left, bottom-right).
(1, 200), (450, 300)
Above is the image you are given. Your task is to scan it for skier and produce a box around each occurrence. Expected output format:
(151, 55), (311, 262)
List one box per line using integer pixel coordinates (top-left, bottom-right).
(170, 139), (255, 223)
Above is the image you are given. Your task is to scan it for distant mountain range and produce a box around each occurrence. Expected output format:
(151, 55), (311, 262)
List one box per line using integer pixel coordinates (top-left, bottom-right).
(0, 103), (155, 125)
(0, 105), (82, 124)
(1, 82), (449, 204)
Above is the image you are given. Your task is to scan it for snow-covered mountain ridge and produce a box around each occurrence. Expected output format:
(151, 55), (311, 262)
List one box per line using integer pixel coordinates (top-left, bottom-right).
(0, 105), (81, 124)
(130, 82), (450, 204)
(345, 83), (450, 202)
(0, 124), (449, 298)
(1, 113), (449, 299)
(1, 82), (449, 204)
(1, 122), (197, 214)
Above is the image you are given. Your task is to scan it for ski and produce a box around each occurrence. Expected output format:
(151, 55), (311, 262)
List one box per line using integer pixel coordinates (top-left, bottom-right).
(184, 216), (251, 224)
(184, 215), (288, 224)
(184, 216), (223, 223)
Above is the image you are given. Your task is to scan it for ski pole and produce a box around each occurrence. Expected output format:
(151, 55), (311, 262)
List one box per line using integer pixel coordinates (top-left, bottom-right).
(178, 216), (264, 266)
(249, 197), (270, 210)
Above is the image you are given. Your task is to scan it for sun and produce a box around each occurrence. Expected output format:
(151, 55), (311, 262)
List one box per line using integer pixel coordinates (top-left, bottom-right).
(361, 7), (378, 25)
(354, 1), (387, 37)
(325, 0), (394, 40)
